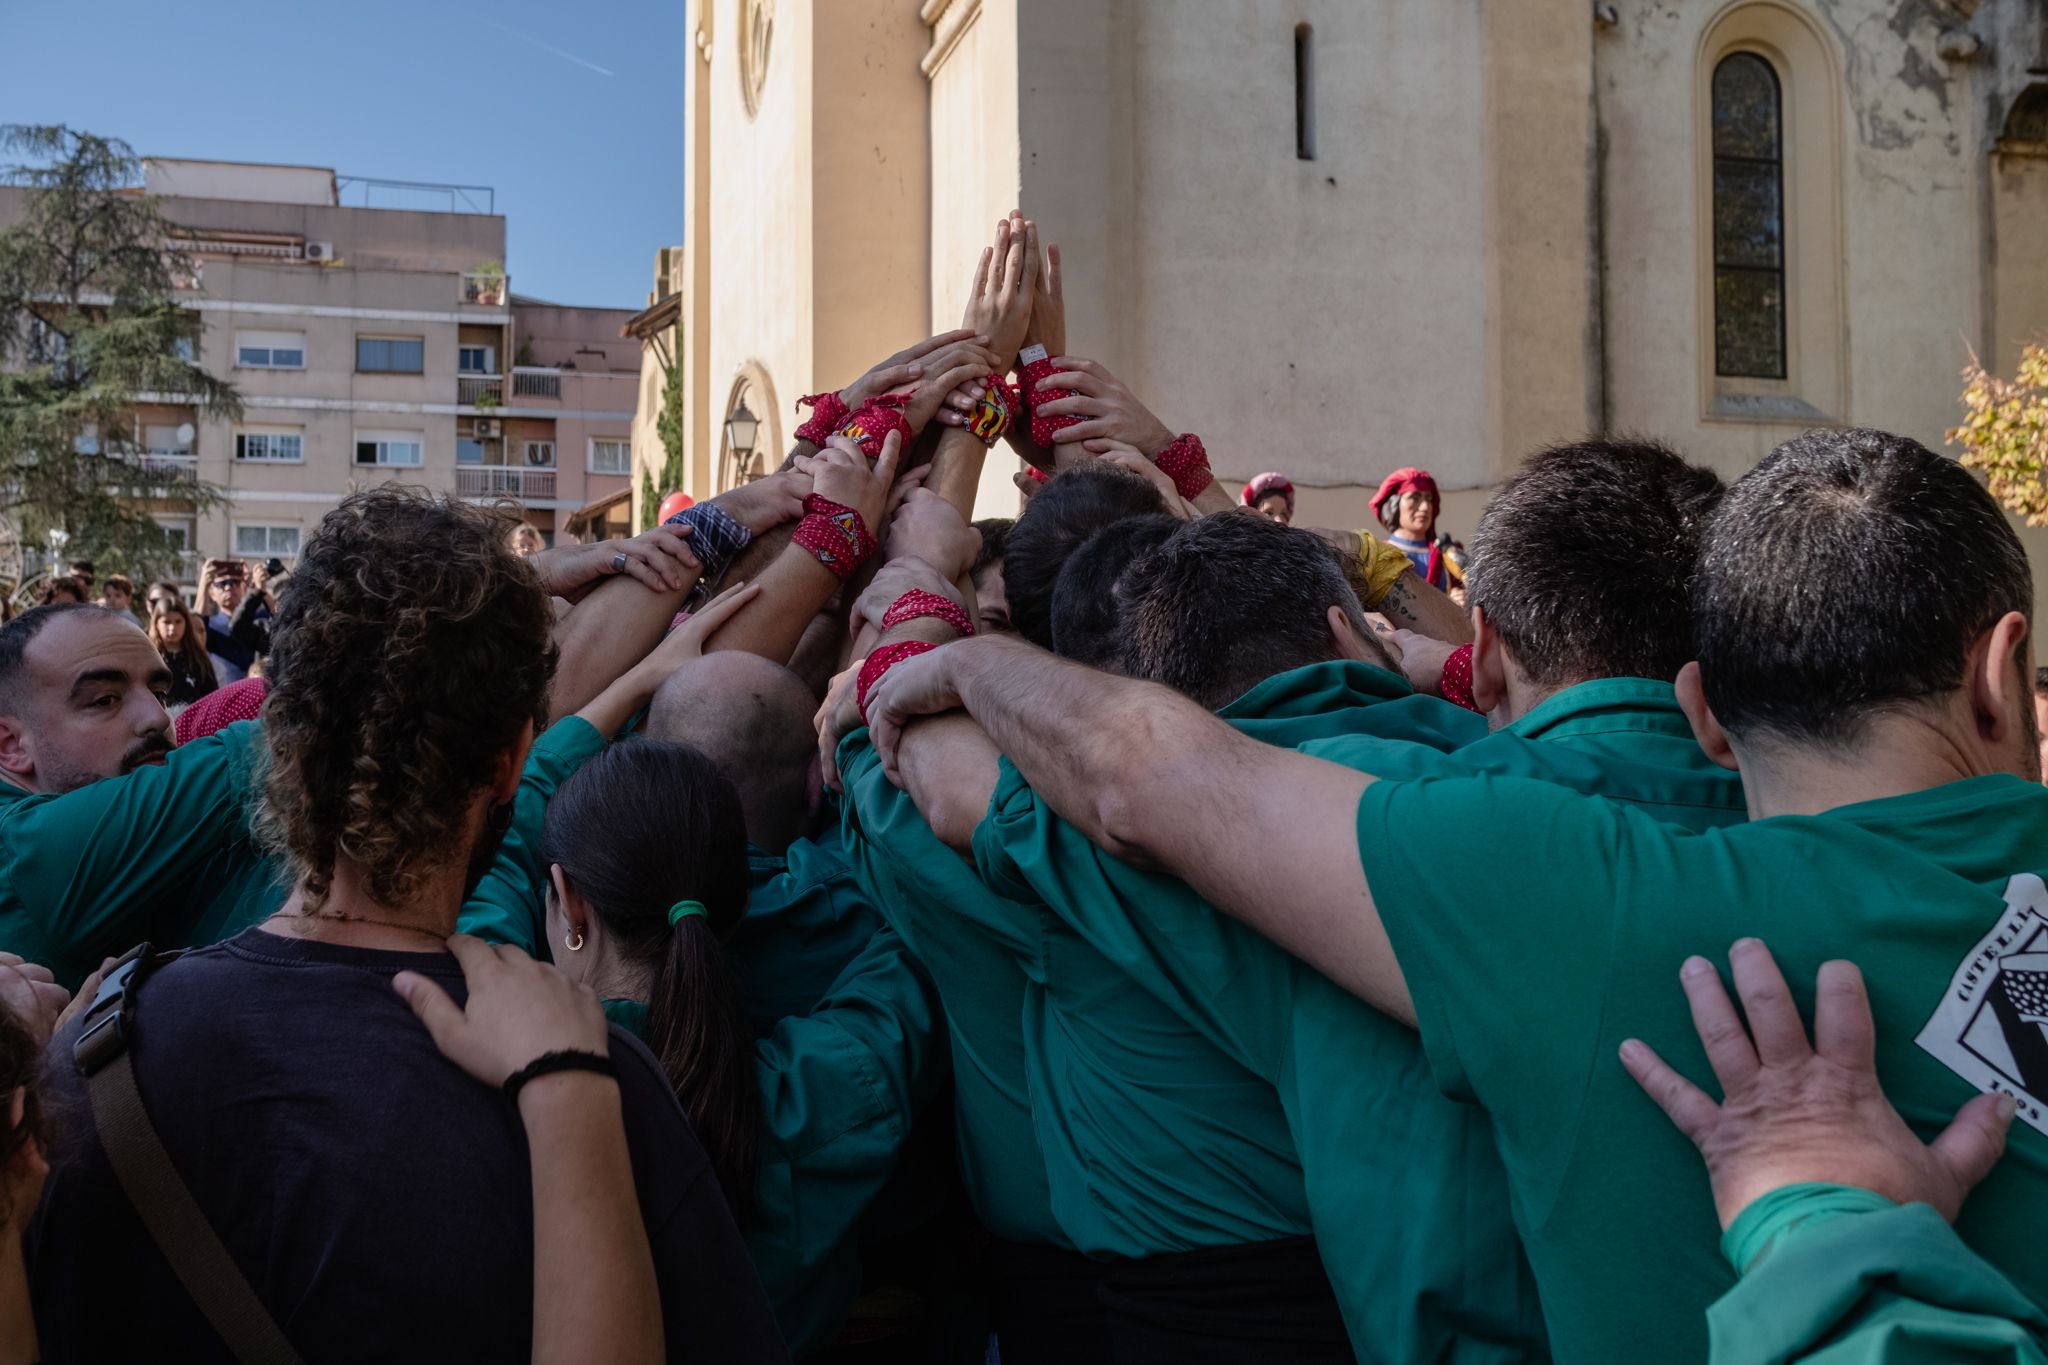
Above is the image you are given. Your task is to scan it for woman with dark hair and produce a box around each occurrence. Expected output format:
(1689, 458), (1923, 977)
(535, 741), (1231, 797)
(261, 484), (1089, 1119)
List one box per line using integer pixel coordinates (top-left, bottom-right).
(460, 598), (942, 1355)
(146, 600), (218, 710)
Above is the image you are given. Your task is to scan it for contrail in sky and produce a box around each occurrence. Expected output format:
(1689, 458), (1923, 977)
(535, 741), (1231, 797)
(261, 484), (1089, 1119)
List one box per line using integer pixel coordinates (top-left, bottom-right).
(481, 19), (615, 77)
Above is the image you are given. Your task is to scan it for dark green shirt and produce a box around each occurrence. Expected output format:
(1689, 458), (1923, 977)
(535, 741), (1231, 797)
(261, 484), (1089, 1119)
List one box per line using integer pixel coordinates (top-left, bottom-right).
(0, 721), (290, 987)
(838, 732), (1066, 1248)
(459, 715), (607, 956)
(605, 925), (945, 1358)
(734, 824), (882, 1037)
(1362, 764), (2048, 1364)
(977, 668), (1744, 1361)
(1711, 1185), (2048, 1364)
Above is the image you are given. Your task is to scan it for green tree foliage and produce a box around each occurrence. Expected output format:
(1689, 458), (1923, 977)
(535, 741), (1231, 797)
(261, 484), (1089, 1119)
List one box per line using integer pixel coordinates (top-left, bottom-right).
(1949, 344), (2048, 525)
(0, 125), (241, 580)
(637, 343), (685, 532)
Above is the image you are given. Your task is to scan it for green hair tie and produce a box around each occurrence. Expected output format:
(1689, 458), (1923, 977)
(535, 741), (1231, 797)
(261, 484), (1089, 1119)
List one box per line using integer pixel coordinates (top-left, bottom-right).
(668, 900), (708, 927)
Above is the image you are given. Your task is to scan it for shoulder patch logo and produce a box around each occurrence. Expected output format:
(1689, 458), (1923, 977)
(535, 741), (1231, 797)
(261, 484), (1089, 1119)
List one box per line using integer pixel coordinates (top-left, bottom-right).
(1916, 871), (2048, 1138)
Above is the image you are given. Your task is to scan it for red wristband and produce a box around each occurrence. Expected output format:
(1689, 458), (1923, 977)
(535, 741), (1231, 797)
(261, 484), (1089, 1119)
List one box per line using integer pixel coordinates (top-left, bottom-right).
(836, 394), (914, 460)
(795, 391), (849, 447)
(1022, 464), (1050, 485)
(1440, 643), (1479, 713)
(882, 588), (975, 637)
(1154, 434), (1213, 501)
(1020, 355), (1081, 449)
(791, 494), (878, 580)
(967, 378), (1020, 447)
(857, 639), (939, 722)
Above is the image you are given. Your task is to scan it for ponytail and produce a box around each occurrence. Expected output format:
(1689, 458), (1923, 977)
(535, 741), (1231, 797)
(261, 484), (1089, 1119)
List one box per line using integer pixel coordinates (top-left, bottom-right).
(542, 739), (761, 1218)
(646, 915), (761, 1214)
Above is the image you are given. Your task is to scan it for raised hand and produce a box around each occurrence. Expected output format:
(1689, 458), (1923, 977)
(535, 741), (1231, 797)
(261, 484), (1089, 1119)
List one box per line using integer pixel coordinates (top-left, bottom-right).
(711, 466), (812, 534)
(1088, 441), (1192, 519)
(1621, 939), (2015, 1230)
(1034, 357), (1174, 456)
(883, 489), (984, 582)
(897, 345), (1000, 435)
(852, 555), (970, 635)
(1023, 219), (1065, 359)
(533, 523), (702, 601)
(841, 329), (988, 412)
(811, 432), (904, 534)
(962, 214), (1039, 370)
(816, 657), (866, 793)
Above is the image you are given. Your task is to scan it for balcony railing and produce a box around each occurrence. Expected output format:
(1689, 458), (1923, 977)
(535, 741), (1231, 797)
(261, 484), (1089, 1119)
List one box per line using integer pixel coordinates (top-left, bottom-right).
(458, 375), (503, 406)
(461, 273), (508, 306)
(455, 465), (556, 500)
(138, 453), (198, 479)
(511, 368), (561, 399)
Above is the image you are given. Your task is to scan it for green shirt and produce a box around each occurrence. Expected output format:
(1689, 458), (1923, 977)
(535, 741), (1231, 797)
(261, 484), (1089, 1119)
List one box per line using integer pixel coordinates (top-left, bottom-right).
(734, 823), (882, 1037)
(606, 925), (945, 1358)
(459, 715), (607, 956)
(977, 667), (1720, 1359)
(1711, 1184), (2048, 1363)
(0, 720), (289, 987)
(1361, 768), (2048, 1364)
(837, 731), (1065, 1247)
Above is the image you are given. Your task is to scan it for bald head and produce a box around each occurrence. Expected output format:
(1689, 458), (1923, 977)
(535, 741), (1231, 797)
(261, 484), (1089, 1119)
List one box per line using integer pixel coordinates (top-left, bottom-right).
(646, 652), (820, 853)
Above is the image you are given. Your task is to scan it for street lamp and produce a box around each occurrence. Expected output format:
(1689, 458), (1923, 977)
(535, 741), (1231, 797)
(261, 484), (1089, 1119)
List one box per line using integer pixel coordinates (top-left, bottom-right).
(724, 400), (759, 465)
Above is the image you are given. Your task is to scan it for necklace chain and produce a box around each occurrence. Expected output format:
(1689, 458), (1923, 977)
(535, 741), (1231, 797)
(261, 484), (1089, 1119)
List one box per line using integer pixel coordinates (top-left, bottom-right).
(270, 908), (449, 946)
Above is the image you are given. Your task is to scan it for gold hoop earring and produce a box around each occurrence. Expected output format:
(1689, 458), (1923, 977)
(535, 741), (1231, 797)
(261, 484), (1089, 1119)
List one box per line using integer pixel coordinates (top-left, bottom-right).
(564, 928), (585, 952)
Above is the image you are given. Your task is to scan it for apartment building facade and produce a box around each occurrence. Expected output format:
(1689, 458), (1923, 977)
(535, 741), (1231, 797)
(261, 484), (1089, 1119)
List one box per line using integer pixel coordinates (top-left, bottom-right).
(3, 157), (637, 583)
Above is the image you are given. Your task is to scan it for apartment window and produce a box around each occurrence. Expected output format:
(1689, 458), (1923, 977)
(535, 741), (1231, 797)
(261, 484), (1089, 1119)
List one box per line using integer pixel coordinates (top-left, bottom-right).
(522, 440), (556, 468)
(145, 424), (192, 456)
(458, 344), (496, 374)
(236, 330), (306, 369)
(73, 424), (99, 455)
(355, 431), (424, 466)
(1711, 52), (1786, 380)
(158, 521), (194, 553)
(1295, 24), (1316, 161)
(234, 525), (302, 559)
(356, 336), (425, 374)
(589, 438), (630, 474)
(235, 429), (304, 462)
(457, 438), (493, 464)
(173, 335), (196, 363)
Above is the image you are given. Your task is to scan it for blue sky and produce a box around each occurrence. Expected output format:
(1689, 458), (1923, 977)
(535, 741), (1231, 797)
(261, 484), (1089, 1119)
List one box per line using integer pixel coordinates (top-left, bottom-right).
(0, 0), (681, 308)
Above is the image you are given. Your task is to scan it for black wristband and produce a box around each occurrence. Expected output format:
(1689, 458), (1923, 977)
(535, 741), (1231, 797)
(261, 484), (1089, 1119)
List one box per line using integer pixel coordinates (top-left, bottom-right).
(501, 1049), (617, 1102)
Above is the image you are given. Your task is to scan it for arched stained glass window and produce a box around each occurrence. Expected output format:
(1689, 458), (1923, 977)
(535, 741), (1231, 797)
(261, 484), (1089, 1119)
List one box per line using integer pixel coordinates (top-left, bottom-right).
(1711, 52), (1786, 379)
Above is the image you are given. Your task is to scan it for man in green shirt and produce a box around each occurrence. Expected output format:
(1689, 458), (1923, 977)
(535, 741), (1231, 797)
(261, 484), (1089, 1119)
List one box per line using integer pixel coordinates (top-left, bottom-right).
(647, 652), (882, 1035)
(861, 427), (2048, 1364)
(869, 441), (1726, 1360)
(0, 604), (287, 984)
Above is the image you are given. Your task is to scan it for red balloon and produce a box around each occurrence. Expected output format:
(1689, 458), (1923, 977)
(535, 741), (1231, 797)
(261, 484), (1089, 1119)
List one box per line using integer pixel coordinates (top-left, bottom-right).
(656, 491), (694, 524)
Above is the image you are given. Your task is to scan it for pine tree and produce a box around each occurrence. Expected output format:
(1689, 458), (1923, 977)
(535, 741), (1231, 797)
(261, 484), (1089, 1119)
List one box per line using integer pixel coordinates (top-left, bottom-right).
(0, 125), (241, 585)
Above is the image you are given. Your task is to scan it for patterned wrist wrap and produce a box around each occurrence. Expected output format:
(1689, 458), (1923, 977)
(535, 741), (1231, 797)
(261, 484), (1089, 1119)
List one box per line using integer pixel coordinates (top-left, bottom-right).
(882, 588), (975, 638)
(795, 391), (850, 447)
(791, 494), (877, 581)
(836, 394), (914, 460)
(1019, 356), (1079, 449)
(967, 378), (1020, 447)
(665, 502), (753, 585)
(1440, 643), (1479, 713)
(1154, 433), (1213, 500)
(857, 640), (939, 722)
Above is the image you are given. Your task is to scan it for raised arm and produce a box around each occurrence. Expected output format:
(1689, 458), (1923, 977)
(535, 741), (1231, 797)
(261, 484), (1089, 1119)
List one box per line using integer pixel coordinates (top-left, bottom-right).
(546, 476), (805, 722)
(862, 634), (1414, 1021)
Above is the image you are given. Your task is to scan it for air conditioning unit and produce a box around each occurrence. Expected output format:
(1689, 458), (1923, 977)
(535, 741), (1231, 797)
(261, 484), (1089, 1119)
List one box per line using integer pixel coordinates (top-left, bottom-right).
(473, 418), (501, 438)
(302, 240), (336, 262)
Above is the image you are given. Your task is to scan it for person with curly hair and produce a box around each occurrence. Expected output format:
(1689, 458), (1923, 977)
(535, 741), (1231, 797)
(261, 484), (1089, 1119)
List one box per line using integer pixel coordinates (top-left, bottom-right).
(28, 487), (788, 1363)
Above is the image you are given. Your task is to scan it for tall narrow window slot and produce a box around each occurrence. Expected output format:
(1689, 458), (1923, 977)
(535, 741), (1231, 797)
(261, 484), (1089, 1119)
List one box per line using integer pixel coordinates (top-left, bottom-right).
(1711, 52), (1786, 379)
(1295, 24), (1316, 161)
